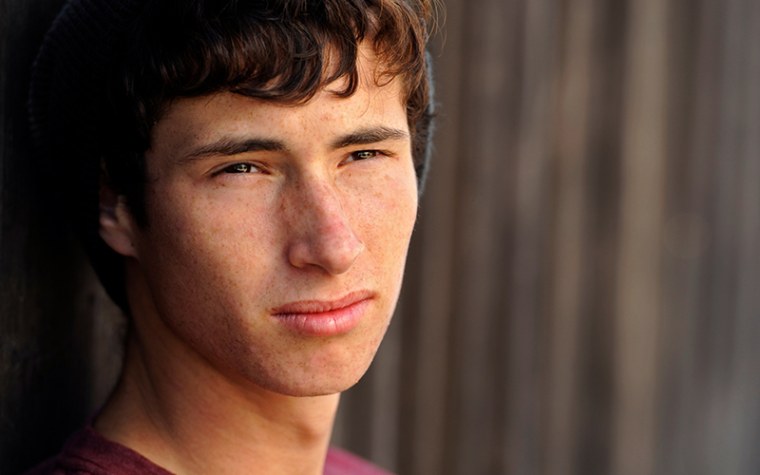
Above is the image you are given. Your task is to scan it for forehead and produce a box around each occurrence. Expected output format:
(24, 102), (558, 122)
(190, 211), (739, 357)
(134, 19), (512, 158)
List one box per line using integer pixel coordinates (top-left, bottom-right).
(149, 64), (409, 159)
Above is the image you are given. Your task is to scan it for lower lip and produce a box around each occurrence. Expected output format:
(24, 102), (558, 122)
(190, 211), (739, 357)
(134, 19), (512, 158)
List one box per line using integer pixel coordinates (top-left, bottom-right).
(272, 298), (371, 336)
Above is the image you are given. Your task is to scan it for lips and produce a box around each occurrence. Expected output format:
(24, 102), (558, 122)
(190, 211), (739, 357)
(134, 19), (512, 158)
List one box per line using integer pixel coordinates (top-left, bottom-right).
(270, 290), (374, 336)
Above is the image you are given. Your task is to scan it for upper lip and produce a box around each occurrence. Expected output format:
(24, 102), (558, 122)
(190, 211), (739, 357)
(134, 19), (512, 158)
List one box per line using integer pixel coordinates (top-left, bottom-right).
(270, 290), (375, 315)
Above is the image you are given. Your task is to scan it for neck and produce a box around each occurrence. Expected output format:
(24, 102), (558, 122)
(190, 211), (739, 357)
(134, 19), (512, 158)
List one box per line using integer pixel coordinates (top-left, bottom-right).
(95, 328), (340, 475)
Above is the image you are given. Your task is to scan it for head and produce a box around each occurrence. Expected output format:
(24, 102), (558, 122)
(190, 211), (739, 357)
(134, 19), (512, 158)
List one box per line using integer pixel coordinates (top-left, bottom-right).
(29, 0), (435, 311)
(29, 0), (435, 396)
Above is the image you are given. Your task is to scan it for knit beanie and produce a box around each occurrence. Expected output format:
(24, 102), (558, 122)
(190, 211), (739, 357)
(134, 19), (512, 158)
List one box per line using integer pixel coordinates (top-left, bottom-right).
(29, 0), (147, 310)
(28, 0), (435, 311)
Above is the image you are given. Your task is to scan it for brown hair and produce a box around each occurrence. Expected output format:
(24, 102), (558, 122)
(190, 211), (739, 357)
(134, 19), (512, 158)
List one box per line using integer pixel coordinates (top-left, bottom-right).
(107, 0), (435, 225)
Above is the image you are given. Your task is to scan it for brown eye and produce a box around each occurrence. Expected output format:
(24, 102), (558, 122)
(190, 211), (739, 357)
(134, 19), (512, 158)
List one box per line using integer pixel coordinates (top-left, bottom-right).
(224, 163), (258, 174)
(352, 150), (378, 160)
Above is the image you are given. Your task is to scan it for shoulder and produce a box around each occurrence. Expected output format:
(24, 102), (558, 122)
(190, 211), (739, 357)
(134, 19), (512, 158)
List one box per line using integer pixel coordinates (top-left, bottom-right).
(324, 447), (395, 475)
(20, 426), (172, 475)
(26, 428), (393, 475)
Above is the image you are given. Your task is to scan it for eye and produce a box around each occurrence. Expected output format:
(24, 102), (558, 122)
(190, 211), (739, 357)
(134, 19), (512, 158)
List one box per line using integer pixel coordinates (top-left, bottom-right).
(346, 150), (383, 163)
(353, 150), (378, 160)
(220, 162), (260, 174)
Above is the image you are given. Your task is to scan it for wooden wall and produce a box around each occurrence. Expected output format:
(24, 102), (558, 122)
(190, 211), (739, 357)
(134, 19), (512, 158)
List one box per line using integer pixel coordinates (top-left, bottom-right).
(2, 0), (759, 474)
(336, 0), (760, 474)
(2, 0), (79, 472)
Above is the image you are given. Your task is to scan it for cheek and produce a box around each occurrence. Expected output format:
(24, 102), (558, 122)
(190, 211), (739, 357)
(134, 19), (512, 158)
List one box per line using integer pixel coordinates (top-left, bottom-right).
(137, 187), (269, 291)
(148, 183), (272, 244)
(351, 168), (418, 257)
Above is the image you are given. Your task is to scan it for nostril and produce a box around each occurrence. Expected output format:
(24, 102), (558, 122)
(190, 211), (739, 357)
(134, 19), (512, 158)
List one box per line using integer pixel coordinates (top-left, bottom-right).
(330, 233), (365, 270)
(283, 178), (365, 274)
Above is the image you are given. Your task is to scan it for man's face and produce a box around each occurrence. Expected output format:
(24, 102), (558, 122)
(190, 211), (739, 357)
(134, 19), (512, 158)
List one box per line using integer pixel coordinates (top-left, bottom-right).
(115, 53), (418, 397)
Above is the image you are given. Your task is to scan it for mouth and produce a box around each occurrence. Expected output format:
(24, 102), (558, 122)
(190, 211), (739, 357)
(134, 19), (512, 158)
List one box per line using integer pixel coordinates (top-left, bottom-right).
(270, 290), (375, 336)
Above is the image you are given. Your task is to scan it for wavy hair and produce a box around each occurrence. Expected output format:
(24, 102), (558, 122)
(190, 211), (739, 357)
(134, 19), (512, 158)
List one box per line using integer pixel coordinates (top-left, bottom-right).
(107, 0), (435, 224)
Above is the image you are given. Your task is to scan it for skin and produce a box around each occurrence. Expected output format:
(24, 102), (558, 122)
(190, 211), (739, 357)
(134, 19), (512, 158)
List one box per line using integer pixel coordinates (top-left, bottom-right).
(95, 49), (418, 475)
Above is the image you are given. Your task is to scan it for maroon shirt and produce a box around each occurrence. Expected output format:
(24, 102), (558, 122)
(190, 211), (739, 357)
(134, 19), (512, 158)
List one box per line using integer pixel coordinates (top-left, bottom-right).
(26, 426), (393, 475)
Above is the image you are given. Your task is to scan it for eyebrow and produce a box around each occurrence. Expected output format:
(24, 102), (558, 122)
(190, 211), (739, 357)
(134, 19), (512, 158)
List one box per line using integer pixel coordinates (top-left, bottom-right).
(330, 126), (410, 149)
(181, 126), (409, 161)
(183, 138), (285, 161)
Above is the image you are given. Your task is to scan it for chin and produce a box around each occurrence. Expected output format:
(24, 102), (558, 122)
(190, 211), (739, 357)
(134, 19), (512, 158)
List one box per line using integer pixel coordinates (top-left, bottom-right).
(266, 372), (367, 398)
(255, 350), (377, 398)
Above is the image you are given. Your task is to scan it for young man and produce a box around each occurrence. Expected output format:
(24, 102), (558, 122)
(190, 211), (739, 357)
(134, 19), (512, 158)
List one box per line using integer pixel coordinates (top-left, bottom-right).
(26, 0), (434, 473)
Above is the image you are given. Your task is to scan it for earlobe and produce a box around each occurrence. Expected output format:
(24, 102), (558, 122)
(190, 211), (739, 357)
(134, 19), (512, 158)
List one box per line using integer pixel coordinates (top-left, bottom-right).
(99, 185), (139, 258)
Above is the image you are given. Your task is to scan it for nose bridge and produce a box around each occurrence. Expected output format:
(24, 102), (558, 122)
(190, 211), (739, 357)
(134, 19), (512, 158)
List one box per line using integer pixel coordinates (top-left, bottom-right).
(285, 172), (365, 274)
(304, 176), (343, 226)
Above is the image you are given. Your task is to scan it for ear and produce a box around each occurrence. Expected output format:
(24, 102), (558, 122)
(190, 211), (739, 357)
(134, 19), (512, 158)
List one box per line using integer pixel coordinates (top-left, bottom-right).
(99, 183), (139, 258)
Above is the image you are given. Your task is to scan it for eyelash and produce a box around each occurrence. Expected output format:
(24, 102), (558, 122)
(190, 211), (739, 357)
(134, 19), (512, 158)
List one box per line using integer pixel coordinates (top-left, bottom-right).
(352, 150), (378, 160)
(347, 149), (389, 162)
(218, 162), (260, 174)
(214, 149), (387, 176)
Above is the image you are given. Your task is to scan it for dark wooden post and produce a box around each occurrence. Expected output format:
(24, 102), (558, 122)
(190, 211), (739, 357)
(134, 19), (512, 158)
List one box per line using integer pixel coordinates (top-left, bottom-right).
(0, 1), (122, 472)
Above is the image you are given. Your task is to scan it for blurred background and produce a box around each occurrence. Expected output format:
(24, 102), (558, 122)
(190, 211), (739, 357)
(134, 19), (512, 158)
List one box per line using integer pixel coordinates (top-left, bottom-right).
(2, 0), (760, 474)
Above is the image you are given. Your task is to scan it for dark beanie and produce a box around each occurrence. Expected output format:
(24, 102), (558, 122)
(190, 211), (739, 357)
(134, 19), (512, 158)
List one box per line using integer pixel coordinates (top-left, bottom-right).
(29, 0), (144, 163)
(29, 0), (435, 310)
(29, 0), (147, 310)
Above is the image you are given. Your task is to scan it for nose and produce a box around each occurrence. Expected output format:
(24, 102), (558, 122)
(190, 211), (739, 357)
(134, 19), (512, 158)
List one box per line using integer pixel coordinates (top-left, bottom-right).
(285, 176), (365, 275)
